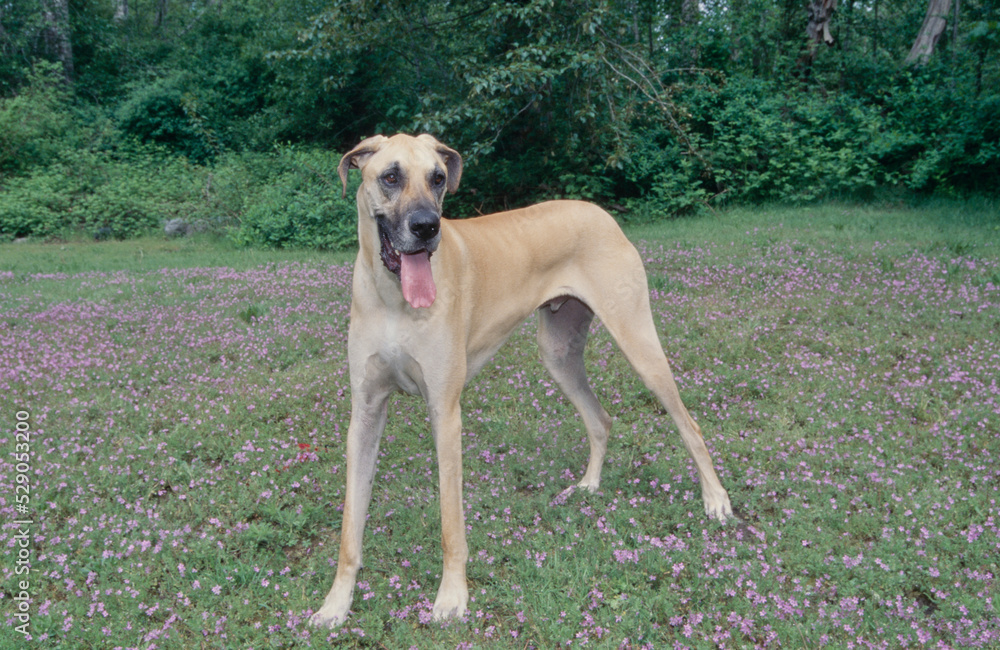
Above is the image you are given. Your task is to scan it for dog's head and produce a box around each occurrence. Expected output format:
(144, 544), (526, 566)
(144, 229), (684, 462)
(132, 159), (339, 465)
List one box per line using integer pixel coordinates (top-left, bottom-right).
(339, 134), (463, 308)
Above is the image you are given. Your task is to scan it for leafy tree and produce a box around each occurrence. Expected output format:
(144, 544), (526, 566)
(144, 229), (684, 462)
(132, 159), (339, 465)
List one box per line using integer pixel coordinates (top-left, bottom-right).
(2, 0), (998, 242)
(289, 0), (712, 209)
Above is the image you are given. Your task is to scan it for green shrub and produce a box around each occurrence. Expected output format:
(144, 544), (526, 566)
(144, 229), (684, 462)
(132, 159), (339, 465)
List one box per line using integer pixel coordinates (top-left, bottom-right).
(0, 144), (210, 240)
(0, 61), (69, 175)
(0, 134), (357, 246)
(75, 176), (166, 239)
(625, 77), (892, 215)
(226, 146), (358, 250)
(0, 170), (75, 239)
(116, 72), (219, 164)
(881, 74), (1000, 193)
(622, 135), (710, 218)
(703, 79), (880, 202)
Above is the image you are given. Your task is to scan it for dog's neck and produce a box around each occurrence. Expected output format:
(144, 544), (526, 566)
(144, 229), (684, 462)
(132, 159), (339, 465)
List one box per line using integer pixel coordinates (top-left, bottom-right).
(355, 193), (382, 269)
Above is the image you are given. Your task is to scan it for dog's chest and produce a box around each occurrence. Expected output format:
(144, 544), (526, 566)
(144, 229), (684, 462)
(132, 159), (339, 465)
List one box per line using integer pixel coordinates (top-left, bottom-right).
(371, 311), (429, 398)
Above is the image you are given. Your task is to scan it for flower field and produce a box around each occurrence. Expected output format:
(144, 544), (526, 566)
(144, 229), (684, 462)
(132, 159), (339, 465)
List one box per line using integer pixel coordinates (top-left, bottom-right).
(1, 204), (998, 648)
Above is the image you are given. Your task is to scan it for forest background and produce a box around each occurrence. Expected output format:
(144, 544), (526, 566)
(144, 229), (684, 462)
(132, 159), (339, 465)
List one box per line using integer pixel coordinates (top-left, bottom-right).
(1, 0), (998, 248)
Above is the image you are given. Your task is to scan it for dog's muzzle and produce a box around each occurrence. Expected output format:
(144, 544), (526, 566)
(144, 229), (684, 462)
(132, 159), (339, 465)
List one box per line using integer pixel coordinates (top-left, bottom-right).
(377, 213), (440, 309)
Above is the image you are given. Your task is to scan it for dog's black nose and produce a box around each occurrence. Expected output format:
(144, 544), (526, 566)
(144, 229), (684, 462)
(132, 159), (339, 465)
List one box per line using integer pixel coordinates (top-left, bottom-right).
(409, 210), (440, 242)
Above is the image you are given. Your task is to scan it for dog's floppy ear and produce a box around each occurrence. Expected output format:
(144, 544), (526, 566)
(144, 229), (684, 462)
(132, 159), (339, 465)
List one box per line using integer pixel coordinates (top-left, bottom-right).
(338, 135), (388, 198)
(417, 133), (463, 194)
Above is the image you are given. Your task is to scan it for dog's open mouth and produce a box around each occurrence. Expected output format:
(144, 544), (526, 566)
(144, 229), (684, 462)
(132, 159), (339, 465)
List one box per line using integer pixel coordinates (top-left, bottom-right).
(378, 220), (404, 276)
(377, 220), (437, 309)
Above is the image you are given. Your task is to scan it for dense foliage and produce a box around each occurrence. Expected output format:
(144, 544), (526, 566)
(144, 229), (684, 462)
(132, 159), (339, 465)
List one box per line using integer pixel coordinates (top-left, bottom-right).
(1, 0), (998, 243)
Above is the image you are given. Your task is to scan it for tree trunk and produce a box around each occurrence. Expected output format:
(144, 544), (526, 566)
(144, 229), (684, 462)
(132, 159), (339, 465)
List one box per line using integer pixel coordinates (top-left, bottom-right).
(873, 0), (879, 63)
(905, 0), (952, 66)
(796, 0), (836, 80)
(40, 0), (74, 83)
(807, 0), (837, 48)
(680, 0), (700, 65)
(681, 0), (699, 26)
(155, 0), (168, 29)
(114, 0), (128, 22)
(951, 0), (960, 66)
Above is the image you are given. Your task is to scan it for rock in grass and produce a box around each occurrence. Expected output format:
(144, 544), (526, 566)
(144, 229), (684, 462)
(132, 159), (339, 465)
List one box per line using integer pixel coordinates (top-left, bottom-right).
(165, 218), (192, 238)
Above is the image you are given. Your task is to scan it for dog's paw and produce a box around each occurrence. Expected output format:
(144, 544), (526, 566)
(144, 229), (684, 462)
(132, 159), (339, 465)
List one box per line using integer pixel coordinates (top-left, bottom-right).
(308, 602), (349, 629)
(709, 506), (741, 525)
(431, 585), (468, 622)
(704, 492), (737, 524)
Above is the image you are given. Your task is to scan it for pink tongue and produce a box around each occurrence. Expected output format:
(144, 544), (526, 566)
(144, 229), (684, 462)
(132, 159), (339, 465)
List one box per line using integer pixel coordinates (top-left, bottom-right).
(400, 251), (436, 308)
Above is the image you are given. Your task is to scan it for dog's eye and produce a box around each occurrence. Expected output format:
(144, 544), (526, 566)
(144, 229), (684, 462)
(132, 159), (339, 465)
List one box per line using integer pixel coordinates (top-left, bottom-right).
(383, 172), (398, 186)
(433, 173), (446, 187)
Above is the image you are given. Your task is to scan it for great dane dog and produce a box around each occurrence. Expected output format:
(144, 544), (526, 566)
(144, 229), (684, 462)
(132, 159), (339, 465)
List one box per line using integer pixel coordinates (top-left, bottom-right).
(309, 133), (733, 628)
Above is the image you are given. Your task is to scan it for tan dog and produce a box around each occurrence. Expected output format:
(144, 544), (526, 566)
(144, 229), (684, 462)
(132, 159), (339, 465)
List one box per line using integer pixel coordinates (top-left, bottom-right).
(309, 134), (733, 628)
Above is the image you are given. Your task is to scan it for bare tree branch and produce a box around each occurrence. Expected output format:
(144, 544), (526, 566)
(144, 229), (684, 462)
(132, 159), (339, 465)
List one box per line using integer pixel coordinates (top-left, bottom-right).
(597, 37), (713, 173)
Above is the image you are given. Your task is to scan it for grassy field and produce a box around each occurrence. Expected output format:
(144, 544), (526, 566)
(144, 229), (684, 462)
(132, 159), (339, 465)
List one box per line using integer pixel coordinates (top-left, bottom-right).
(1, 201), (999, 648)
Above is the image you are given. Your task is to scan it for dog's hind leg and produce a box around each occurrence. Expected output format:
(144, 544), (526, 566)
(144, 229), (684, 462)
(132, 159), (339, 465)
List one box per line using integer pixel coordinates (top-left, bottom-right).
(593, 265), (734, 523)
(537, 297), (613, 491)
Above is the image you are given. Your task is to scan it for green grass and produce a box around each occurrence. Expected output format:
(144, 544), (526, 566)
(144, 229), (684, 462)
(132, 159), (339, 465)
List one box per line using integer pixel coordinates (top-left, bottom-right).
(1, 200), (998, 648)
(0, 231), (356, 276)
(627, 197), (1000, 248)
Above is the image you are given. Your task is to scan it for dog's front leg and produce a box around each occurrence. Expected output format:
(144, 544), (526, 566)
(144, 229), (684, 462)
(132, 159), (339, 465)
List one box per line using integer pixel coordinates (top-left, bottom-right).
(310, 390), (389, 629)
(430, 395), (470, 621)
